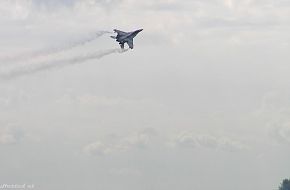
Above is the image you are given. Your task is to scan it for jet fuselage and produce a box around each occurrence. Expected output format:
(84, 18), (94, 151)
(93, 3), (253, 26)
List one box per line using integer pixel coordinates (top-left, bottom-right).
(111, 29), (143, 49)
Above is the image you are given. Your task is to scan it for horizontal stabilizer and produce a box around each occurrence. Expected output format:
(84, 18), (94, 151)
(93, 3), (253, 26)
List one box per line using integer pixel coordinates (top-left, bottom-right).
(127, 38), (134, 49)
(110, 36), (117, 39)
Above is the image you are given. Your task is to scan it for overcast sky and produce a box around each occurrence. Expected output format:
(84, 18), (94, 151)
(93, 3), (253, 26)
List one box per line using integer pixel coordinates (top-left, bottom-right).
(0, 0), (289, 189)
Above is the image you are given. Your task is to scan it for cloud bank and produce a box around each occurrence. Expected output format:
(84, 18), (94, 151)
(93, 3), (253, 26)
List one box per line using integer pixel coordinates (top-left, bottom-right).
(175, 132), (248, 152)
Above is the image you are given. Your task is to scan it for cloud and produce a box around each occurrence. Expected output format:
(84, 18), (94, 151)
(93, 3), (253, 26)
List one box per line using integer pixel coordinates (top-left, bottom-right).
(175, 132), (196, 148)
(117, 132), (151, 150)
(196, 134), (219, 149)
(82, 128), (159, 156)
(3, 0), (288, 54)
(83, 141), (112, 156)
(0, 1), (31, 20)
(83, 129), (249, 157)
(175, 132), (248, 152)
(278, 124), (290, 143)
(253, 92), (290, 117)
(0, 132), (17, 145)
(269, 122), (290, 145)
(218, 137), (248, 152)
(0, 125), (24, 145)
(253, 91), (290, 145)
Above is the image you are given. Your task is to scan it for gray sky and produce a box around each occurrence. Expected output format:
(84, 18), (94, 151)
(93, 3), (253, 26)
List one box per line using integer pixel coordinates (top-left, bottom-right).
(0, 0), (289, 189)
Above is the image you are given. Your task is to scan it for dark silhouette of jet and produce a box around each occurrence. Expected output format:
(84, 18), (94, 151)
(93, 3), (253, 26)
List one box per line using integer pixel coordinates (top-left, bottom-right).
(111, 29), (143, 49)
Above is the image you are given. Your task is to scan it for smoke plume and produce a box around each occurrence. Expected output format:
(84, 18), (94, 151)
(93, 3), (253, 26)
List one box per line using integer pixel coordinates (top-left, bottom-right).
(0, 30), (111, 64)
(0, 48), (128, 80)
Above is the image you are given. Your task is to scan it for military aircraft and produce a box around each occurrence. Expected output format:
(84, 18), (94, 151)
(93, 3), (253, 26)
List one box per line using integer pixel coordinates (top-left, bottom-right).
(111, 29), (143, 49)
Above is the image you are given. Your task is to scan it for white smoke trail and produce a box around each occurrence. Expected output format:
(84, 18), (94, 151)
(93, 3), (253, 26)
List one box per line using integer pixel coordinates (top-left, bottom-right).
(0, 30), (112, 64)
(0, 48), (128, 80)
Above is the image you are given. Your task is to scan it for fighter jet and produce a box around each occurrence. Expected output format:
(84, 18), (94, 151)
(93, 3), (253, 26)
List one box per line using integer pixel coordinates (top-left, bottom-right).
(111, 29), (143, 49)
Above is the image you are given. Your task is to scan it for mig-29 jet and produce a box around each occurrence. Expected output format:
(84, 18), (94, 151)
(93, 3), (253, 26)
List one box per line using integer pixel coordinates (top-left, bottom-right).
(111, 29), (143, 49)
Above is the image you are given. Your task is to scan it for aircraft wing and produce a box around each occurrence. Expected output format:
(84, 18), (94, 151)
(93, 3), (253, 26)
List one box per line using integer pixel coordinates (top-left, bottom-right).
(114, 29), (127, 36)
(127, 38), (134, 49)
